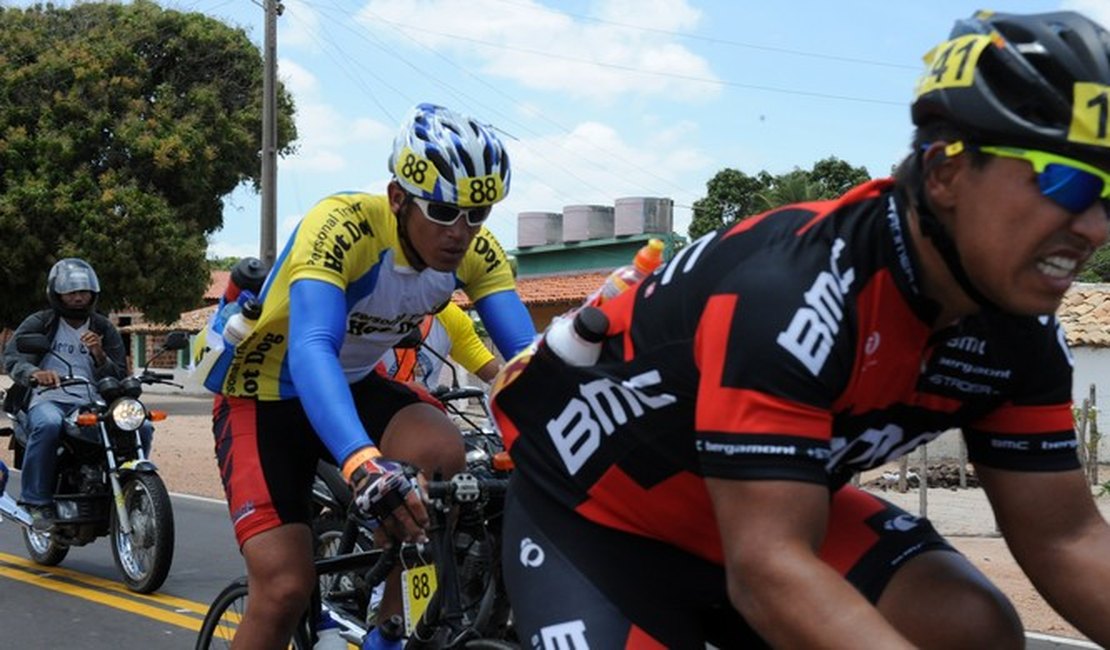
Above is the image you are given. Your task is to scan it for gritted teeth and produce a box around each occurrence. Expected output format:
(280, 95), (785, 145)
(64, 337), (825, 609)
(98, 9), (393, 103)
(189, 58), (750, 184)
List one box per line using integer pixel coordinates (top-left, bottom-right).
(1037, 255), (1078, 278)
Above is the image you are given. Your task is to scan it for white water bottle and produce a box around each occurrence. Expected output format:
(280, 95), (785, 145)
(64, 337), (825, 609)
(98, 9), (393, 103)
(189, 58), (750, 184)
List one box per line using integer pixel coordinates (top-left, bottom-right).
(223, 296), (262, 346)
(543, 306), (609, 367)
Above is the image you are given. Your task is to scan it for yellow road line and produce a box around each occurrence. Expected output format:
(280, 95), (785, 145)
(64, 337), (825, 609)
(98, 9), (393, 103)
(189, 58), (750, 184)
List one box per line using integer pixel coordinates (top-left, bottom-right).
(0, 564), (202, 631)
(0, 550), (212, 615)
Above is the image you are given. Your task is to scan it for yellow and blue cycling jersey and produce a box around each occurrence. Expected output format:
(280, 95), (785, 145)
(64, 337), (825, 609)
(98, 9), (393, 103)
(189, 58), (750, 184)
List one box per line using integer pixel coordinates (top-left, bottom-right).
(208, 191), (518, 401)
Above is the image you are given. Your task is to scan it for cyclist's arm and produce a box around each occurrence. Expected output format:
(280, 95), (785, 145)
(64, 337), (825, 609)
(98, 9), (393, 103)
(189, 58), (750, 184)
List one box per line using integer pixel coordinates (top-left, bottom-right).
(437, 303), (496, 376)
(978, 465), (1110, 643)
(473, 290), (535, 359)
(708, 477), (913, 647)
(288, 279), (377, 472)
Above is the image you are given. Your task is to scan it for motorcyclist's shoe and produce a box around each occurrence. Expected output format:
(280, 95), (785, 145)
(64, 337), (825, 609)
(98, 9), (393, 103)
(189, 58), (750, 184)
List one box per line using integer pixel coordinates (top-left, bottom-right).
(26, 504), (56, 533)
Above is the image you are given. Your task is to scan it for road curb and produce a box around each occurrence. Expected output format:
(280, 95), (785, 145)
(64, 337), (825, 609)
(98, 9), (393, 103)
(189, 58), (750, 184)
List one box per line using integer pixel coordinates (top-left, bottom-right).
(1026, 632), (1099, 649)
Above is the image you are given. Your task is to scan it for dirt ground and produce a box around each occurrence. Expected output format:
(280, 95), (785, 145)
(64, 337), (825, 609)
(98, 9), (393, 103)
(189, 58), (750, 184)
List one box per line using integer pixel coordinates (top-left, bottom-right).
(0, 392), (1096, 642)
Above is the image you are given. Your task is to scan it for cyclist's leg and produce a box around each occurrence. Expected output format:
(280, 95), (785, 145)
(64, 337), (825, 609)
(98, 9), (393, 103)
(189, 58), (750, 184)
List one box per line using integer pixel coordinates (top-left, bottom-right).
(502, 476), (766, 650)
(350, 370), (466, 479)
(825, 485), (1023, 649)
(212, 394), (321, 648)
(349, 372), (466, 624)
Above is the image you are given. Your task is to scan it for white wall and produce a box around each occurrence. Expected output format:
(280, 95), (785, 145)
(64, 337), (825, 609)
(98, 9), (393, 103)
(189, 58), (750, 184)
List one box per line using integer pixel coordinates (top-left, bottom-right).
(1071, 346), (1110, 460)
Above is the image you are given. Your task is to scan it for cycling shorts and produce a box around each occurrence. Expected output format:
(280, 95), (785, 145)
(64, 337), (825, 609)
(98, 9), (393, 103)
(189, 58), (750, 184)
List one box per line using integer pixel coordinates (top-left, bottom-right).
(501, 476), (953, 649)
(212, 369), (441, 546)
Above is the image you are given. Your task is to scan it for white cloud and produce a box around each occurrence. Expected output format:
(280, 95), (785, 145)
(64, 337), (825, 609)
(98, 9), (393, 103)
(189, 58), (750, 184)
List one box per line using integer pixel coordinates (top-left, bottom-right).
(277, 58), (393, 174)
(356, 0), (718, 102)
(279, 0), (323, 50)
(485, 117), (709, 248)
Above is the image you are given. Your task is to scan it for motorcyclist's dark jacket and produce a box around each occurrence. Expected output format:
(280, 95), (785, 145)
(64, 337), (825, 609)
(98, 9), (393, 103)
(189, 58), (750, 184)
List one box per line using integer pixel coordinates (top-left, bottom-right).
(3, 309), (127, 412)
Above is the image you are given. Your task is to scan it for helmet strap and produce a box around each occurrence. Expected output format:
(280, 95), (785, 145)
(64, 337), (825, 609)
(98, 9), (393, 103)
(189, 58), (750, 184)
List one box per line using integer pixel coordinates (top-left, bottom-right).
(912, 155), (998, 314)
(395, 195), (429, 271)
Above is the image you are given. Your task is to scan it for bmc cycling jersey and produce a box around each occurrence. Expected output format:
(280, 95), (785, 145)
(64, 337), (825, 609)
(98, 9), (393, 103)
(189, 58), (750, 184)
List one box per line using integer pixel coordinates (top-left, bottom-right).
(207, 192), (515, 401)
(492, 178), (1079, 564)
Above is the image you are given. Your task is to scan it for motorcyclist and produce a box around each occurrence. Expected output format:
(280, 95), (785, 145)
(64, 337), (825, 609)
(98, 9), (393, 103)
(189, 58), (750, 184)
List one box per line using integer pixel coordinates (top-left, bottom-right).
(2, 258), (143, 531)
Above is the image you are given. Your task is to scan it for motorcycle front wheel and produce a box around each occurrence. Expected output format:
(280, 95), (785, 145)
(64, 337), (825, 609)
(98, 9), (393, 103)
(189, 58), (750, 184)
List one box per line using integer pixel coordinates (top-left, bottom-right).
(111, 472), (174, 593)
(22, 527), (69, 566)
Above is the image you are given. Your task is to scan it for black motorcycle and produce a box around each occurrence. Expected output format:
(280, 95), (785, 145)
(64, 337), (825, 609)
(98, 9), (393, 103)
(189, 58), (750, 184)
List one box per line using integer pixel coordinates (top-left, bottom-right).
(0, 330), (189, 593)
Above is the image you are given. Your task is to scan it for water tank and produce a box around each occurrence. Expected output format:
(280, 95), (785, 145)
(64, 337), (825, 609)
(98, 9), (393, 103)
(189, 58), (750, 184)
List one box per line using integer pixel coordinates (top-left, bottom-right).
(614, 197), (674, 236)
(562, 205), (614, 242)
(517, 211), (562, 247)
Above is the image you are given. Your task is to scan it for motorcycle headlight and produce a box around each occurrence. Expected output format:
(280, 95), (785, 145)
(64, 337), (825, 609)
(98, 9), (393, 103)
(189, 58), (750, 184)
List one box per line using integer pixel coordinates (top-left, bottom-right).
(110, 398), (146, 431)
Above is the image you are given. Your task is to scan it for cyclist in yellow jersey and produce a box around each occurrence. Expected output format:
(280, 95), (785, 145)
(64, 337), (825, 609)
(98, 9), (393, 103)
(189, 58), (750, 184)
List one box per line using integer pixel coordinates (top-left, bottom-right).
(205, 103), (535, 650)
(381, 302), (500, 386)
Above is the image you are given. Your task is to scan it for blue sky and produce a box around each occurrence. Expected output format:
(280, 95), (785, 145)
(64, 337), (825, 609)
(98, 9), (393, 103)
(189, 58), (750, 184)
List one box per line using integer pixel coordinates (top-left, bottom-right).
(13, 0), (1110, 257)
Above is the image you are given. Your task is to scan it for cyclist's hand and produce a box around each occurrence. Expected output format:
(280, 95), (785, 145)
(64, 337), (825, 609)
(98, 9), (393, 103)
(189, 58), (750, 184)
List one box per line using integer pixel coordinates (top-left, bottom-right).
(30, 370), (60, 388)
(349, 458), (429, 545)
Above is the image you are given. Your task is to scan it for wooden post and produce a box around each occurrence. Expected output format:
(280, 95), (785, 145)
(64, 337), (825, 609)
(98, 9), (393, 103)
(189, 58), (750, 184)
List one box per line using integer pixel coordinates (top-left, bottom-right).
(958, 436), (967, 489)
(919, 444), (928, 518)
(898, 456), (908, 493)
(1089, 384), (1100, 486)
(1077, 397), (1090, 474)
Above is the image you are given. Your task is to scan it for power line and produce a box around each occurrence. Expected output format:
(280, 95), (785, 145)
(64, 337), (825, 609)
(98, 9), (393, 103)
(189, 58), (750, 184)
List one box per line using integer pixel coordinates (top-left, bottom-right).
(364, 12), (905, 107)
(489, 0), (919, 71)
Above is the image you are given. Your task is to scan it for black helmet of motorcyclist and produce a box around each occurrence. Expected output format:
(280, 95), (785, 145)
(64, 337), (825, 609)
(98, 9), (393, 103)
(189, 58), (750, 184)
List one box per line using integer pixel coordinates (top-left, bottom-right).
(905, 10), (1110, 310)
(46, 258), (101, 320)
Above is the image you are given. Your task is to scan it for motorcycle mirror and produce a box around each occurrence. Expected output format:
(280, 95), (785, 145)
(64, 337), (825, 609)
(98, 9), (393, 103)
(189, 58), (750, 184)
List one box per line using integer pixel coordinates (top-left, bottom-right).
(17, 333), (74, 378)
(163, 331), (189, 351)
(15, 333), (51, 354)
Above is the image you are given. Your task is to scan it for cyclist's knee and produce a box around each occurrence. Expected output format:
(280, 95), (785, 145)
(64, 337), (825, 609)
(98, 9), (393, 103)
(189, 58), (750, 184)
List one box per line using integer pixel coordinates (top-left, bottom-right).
(250, 564), (315, 617)
(878, 550), (1023, 649)
(382, 405), (466, 476)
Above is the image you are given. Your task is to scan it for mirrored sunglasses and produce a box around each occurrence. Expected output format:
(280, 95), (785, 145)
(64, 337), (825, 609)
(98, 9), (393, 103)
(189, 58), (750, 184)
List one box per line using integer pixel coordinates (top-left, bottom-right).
(411, 196), (492, 227)
(973, 144), (1110, 214)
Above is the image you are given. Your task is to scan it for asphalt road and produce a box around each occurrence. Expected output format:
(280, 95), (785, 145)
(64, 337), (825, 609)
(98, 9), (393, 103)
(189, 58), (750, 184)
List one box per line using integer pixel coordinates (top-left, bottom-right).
(0, 470), (244, 649)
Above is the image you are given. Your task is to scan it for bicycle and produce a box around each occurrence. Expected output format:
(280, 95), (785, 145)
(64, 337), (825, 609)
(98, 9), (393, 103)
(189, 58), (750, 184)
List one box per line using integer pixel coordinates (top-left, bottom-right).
(195, 472), (515, 649)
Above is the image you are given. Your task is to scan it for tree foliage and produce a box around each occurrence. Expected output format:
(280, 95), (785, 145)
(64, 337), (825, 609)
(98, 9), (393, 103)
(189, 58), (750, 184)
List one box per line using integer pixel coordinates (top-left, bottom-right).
(688, 156), (871, 239)
(0, 1), (297, 326)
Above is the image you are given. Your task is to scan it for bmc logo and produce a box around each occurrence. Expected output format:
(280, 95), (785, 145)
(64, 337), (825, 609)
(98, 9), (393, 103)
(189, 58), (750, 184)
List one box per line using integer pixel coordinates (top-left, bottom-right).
(546, 370), (676, 475)
(776, 239), (855, 375)
(537, 620), (589, 650)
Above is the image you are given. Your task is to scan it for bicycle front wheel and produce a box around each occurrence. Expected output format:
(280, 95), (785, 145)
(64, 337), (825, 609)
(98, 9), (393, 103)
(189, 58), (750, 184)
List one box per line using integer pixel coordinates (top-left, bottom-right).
(195, 577), (312, 650)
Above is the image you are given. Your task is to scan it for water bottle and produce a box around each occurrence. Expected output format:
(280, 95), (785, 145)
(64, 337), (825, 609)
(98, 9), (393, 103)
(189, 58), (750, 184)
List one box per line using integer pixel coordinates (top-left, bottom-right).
(361, 614), (404, 650)
(542, 306), (609, 367)
(210, 296), (241, 336)
(588, 238), (665, 306)
(313, 611), (347, 650)
(226, 256), (268, 304)
(222, 295), (262, 346)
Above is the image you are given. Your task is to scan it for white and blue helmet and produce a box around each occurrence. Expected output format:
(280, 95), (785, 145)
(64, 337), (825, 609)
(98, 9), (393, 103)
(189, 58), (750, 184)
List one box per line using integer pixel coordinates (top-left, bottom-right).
(388, 103), (511, 208)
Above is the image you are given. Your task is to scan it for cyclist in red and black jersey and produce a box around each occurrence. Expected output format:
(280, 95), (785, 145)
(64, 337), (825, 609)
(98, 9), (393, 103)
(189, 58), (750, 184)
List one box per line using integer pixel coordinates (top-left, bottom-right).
(492, 10), (1110, 649)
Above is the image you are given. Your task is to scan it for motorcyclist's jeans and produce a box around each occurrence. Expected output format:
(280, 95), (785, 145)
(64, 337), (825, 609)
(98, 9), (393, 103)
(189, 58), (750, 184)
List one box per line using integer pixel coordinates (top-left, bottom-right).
(21, 401), (66, 505)
(21, 400), (153, 506)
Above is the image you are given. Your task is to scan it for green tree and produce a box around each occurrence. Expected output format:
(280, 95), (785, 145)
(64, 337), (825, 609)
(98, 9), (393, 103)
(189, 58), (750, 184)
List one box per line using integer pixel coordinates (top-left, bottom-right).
(0, 1), (297, 326)
(1078, 243), (1110, 283)
(809, 156), (871, 198)
(688, 168), (771, 239)
(755, 170), (821, 212)
(688, 157), (871, 239)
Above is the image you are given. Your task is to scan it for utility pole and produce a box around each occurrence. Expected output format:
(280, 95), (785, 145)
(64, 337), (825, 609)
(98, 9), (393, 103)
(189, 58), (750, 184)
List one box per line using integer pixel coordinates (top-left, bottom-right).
(260, 0), (281, 268)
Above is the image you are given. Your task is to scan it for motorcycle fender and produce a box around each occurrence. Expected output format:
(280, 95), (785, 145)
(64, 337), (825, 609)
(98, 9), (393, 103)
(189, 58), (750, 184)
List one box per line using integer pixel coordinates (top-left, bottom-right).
(119, 459), (159, 474)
